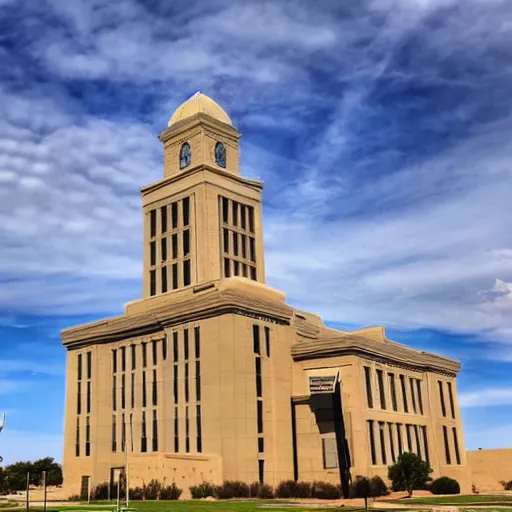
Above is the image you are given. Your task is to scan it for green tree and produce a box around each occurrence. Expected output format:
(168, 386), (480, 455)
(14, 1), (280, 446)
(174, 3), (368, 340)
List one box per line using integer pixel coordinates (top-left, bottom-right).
(349, 476), (371, 512)
(387, 452), (432, 497)
(1, 457), (63, 492)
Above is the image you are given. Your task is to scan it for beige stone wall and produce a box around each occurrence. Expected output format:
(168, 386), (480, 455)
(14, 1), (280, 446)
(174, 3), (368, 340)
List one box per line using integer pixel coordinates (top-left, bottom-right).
(468, 448), (512, 491)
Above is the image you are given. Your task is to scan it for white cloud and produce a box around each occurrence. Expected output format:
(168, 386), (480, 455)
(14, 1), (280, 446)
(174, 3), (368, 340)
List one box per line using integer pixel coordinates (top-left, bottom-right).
(459, 388), (512, 408)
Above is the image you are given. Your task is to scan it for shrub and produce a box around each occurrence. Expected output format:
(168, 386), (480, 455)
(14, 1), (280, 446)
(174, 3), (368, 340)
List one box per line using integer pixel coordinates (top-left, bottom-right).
(91, 482), (109, 500)
(388, 452), (432, 497)
(160, 483), (182, 500)
(214, 480), (250, 499)
(501, 480), (512, 491)
(249, 482), (274, 499)
(430, 477), (460, 495)
(275, 480), (312, 498)
(144, 479), (162, 500)
(129, 487), (144, 500)
(369, 476), (387, 497)
(311, 481), (341, 499)
(67, 494), (80, 502)
(190, 482), (216, 499)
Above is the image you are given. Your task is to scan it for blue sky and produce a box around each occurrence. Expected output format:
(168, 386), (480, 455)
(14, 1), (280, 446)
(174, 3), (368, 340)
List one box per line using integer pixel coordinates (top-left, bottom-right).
(1, 0), (512, 464)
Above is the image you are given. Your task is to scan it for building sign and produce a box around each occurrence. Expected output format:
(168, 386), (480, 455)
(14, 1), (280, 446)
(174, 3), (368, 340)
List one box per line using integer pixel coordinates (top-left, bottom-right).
(309, 375), (337, 394)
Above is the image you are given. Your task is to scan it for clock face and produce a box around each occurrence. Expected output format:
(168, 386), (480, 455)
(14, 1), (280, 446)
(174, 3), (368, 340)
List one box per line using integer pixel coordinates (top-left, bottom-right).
(215, 142), (226, 168)
(180, 142), (191, 169)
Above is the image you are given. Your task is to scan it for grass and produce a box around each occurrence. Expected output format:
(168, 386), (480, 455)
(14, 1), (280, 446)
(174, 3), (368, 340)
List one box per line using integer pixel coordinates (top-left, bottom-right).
(398, 495), (512, 505)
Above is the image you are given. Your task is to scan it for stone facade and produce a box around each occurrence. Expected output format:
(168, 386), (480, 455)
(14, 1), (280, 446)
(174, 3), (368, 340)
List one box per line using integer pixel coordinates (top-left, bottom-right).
(61, 93), (472, 498)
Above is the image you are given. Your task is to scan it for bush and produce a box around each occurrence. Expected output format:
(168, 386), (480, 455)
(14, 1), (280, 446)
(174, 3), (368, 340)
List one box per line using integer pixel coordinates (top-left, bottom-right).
(369, 476), (387, 497)
(91, 482), (109, 500)
(311, 481), (341, 499)
(275, 480), (312, 498)
(144, 479), (162, 500)
(430, 477), (460, 495)
(67, 494), (80, 502)
(214, 480), (250, 499)
(249, 482), (274, 499)
(501, 480), (512, 491)
(190, 482), (216, 499)
(350, 476), (371, 499)
(160, 483), (182, 500)
(129, 487), (144, 500)
(388, 452), (432, 497)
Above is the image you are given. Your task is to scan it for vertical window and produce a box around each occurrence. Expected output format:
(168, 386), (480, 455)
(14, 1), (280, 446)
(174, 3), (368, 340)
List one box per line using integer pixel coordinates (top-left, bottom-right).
(223, 229), (229, 253)
(388, 423), (396, 462)
(222, 197), (229, 223)
(112, 376), (117, 411)
(232, 201), (238, 226)
(185, 363), (190, 402)
(131, 373), (135, 409)
(183, 260), (191, 286)
(174, 408), (179, 452)
(75, 418), (80, 457)
(142, 343), (147, 368)
(152, 340), (157, 366)
(448, 382), (455, 419)
(389, 374), (398, 411)
(183, 197), (190, 226)
(85, 417), (90, 457)
(400, 375), (409, 413)
(253, 325), (260, 354)
(233, 232), (239, 255)
(87, 381), (91, 414)
(410, 378), (417, 414)
(379, 422), (387, 465)
(152, 369), (157, 406)
(255, 358), (262, 397)
(161, 266), (168, 293)
(196, 405), (202, 453)
(249, 238), (256, 262)
(422, 426), (430, 464)
(161, 238), (167, 261)
(121, 413), (126, 452)
(121, 347), (126, 372)
(152, 410), (158, 452)
(194, 327), (200, 359)
(258, 460), (264, 484)
(184, 329), (189, 360)
(183, 230), (190, 256)
(248, 207), (255, 233)
(150, 270), (156, 296)
(77, 354), (83, 381)
(258, 437), (265, 453)
(397, 423), (403, 454)
(439, 381), (447, 417)
(141, 411), (147, 453)
(162, 336), (167, 361)
(131, 344), (136, 370)
(112, 349), (117, 373)
(264, 327), (270, 357)
(364, 367), (373, 408)
(172, 262), (179, 289)
(406, 424), (412, 452)
(142, 371), (147, 408)
(368, 420), (376, 465)
(452, 428), (461, 465)
(377, 370), (386, 409)
(86, 351), (92, 379)
(173, 365), (178, 404)
(257, 400), (263, 434)
(161, 205), (167, 233)
(121, 375), (125, 410)
(196, 361), (201, 401)
(172, 234), (178, 259)
(150, 241), (156, 266)
(77, 382), (82, 415)
(416, 380), (424, 415)
(185, 406), (190, 453)
(112, 415), (117, 452)
(443, 425), (451, 464)
(415, 425), (422, 457)
(150, 209), (156, 237)
(224, 258), (230, 277)
(173, 332), (179, 362)
(171, 202), (178, 229)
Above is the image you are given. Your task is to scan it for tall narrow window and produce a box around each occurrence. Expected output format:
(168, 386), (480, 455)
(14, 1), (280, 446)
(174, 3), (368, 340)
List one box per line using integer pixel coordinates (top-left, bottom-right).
(162, 336), (167, 361)
(85, 417), (90, 457)
(389, 374), (398, 411)
(87, 381), (91, 414)
(184, 329), (189, 360)
(183, 260), (191, 286)
(112, 415), (117, 452)
(142, 371), (147, 408)
(422, 426), (430, 464)
(121, 414), (126, 452)
(131, 373), (135, 409)
(112, 376), (117, 411)
(173, 332), (179, 362)
(194, 327), (200, 358)
(87, 351), (92, 379)
(443, 425), (451, 464)
(253, 325), (260, 354)
(447, 382), (455, 419)
(150, 209), (156, 238)
(121, 374), (125, 410)
(388, 423), (396, 462)
(400, 375), (409, 413)
(152, 410), (158, 452)
(185, 363), (190, 402)
(257, 400), (263, 434)
(379, 422), (387, 465)
(142, 343), (147, 368)
(131, 344), (136, 370)
(161, 205), (167, 233)
(152, 369), (157, 406)
(183, 197), (190, 226)
(377, 370), (386, 409)
(150, 270), (156, 296)
(77, 382), (82, 415)
(406, 424), (412, 452)
(121, 347), (126, 372)
(183, 230), (190, 255)
(141, 412), (147, 453)
(410, 378), (417, 414)
(173, 365), (178, 403)
(255, 358), (262, 398)
(416, 380), (424, 415)
(112, 349), (117, 374)
(152, 340), (158, 366)
(196, 405), (202, 453)
(75, 418), (80, 457)
(222, 197), (229, 223)
(264, 327), (270, 357)
(364, 367), (373, 408)
(196, 360), (201, 401)
(368, 420), (376, 465)
(452, 428), (461, 464)
(171, 202), (178, 229)
(258, 460), (264, 484)
(77, 354), (83, 381)
(174, 408), (179, 452)
(415, 425), (422, 457)
(185, 406), (190, 453)
(438, 381), (447, 417)
(397, 423), (403, 454)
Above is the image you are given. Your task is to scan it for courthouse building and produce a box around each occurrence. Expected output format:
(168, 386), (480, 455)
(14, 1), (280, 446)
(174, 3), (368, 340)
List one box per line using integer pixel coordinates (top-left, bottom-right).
(62, 93), (471, 497)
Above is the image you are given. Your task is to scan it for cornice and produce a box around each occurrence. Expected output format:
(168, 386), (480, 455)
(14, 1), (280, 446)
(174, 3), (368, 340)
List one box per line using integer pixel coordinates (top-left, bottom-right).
(291, 335), (461, 377)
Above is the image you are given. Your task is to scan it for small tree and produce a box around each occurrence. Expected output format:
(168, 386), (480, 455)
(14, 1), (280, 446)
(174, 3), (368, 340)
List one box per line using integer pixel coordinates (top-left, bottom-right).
(349, 476), (371, 512)
(387, 452), (432, 497)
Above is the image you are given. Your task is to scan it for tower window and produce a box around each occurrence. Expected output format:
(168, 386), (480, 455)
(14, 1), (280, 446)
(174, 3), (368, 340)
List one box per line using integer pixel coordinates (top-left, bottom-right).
(150, 210), (156, 238)
(215, 142), (226, 168)
(376, 369), (386, 409)
(179, 142), (191, 169)
(161, 206), (167, 233)
(368, 420), (376, 465)
(443, 425), (451, 464)
(447, 382), (455, 418)
(364, 367), (373, 408)
(439, 381), (447, 417)
(389, 373), (398, 411)
(183, 197), (190, 226)
(400, 375), (408, 412)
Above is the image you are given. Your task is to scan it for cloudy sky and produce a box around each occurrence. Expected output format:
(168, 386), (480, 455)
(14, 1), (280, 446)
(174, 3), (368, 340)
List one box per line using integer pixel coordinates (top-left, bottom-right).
(1, 0), (512, 465)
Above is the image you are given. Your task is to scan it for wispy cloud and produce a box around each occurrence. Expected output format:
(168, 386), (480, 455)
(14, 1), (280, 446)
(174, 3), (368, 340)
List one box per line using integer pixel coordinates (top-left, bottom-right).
(459, 388), (512, 408)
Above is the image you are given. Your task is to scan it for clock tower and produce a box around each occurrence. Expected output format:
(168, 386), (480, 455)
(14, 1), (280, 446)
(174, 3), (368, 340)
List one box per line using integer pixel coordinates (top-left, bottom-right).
(141, 92), (266, 298)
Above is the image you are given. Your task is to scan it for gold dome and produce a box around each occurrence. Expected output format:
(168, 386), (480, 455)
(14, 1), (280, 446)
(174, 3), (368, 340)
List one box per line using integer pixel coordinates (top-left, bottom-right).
(168, 92), (233, 127)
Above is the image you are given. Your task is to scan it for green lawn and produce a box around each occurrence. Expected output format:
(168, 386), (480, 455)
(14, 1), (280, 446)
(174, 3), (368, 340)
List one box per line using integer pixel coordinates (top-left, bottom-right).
(395, 495), (512, 505)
